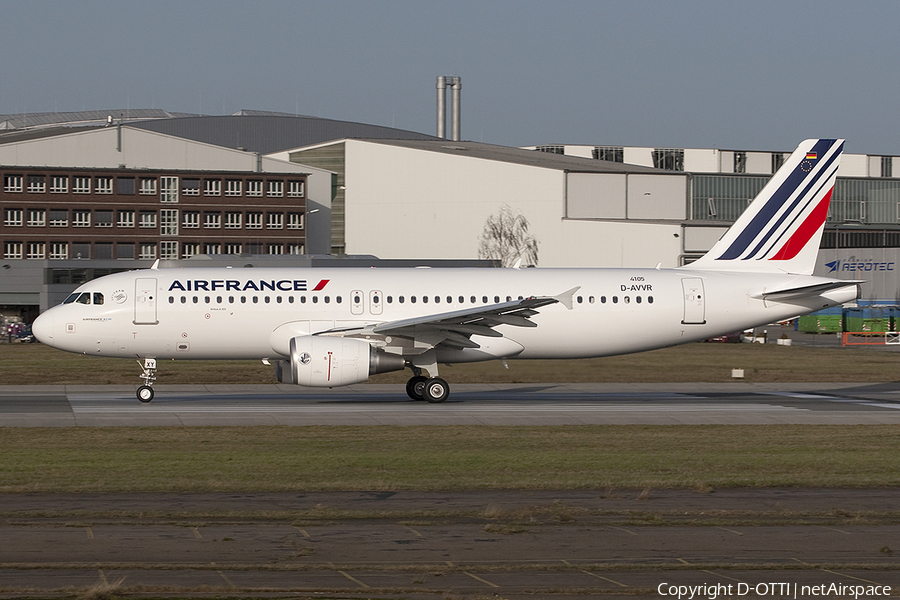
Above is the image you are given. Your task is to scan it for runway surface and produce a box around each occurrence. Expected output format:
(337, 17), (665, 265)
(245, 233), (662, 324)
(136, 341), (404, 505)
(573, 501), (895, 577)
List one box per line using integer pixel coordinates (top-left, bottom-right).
(3, 381), (900, 425)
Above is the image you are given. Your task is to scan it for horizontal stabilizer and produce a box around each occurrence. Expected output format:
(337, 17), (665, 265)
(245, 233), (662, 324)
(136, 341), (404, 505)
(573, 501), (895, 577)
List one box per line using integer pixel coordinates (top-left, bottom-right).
(751, 279), (862, 301)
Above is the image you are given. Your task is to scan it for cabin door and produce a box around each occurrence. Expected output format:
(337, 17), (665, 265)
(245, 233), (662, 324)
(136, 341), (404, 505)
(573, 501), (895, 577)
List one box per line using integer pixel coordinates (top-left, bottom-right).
(681, 278), (706, 325)
(134, 278), (159, 325)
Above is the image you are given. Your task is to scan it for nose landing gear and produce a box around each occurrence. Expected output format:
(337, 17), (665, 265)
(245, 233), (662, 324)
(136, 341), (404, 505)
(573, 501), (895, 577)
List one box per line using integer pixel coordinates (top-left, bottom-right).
(137, 358), (157, 403)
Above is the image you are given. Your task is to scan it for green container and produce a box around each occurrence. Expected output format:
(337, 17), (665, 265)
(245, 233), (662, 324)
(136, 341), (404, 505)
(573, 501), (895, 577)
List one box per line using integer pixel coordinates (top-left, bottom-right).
(799, 314), (843, 333)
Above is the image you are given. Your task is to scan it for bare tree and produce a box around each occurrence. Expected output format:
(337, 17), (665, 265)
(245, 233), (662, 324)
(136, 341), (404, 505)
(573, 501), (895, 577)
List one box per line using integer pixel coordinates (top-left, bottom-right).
(477, 205), (539, 267)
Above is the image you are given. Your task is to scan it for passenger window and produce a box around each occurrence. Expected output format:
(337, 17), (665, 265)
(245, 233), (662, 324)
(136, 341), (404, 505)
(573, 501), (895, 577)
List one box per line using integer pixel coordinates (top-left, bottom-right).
(636, 296), (642, 304)
(253, 296), (259, 303)
(241, 296), (246, 304)
(612, 296), (618, 304)
(494, 296), (500, 303)
(193, 296), (199, 303)
(181, 296), (187, 304)
(387, 296), (393, 304)
(482, 296), (488, 303)
(169, 296), (175, 304)
(399, 296), (405, 303)
(458, 296), (464, 303)
(601, 296), (607, 303)
(324, 296), (330, 303)
(577, 296), (583, 304)
(312, 296), (318, 303)
(411, 296), (417, 303)
(624, 296), (630, 304)
(276, 296), (282, 304)
(648, 296), (654, 304)
(470, 296), (476, 303)
(301, 296), (306, 303)
(264, 296), (270, 303)
(422, 296), (427, 303)
(93, 293), (104, 305)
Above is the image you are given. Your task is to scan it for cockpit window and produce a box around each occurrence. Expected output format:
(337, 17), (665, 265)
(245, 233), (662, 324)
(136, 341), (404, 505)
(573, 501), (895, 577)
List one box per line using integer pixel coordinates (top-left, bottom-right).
(63, 293), (80, 304)
(75, 292), (91, 305)
(93, 292), (104, 305)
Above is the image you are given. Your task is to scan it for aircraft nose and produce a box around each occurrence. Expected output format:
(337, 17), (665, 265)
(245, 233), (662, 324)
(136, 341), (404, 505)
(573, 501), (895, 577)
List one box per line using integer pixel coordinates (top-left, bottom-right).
(32, 310), (53, 344)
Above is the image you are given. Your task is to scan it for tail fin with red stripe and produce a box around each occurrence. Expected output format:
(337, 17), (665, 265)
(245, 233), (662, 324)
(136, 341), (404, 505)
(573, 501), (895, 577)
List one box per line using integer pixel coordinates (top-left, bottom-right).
(686, 138), (843, 275)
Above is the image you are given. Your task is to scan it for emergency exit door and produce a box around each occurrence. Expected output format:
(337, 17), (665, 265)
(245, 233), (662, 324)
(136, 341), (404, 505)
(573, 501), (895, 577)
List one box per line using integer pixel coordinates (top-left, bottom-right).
(681, 278), (706, 325)
(134, 278), (158, 325)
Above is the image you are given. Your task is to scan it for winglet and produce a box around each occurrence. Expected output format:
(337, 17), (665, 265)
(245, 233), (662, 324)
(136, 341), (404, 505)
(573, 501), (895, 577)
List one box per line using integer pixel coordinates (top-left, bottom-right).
(554, 286), (580, 310)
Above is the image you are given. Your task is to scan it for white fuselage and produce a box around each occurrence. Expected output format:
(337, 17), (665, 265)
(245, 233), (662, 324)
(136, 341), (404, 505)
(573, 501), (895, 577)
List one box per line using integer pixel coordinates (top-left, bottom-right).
(33, 266), (858, 363)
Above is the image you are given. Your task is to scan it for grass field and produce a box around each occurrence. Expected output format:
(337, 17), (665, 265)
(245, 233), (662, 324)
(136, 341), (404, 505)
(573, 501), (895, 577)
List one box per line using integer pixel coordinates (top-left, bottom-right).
(1, 425), (899, 493)
(2, 337), (899, 385)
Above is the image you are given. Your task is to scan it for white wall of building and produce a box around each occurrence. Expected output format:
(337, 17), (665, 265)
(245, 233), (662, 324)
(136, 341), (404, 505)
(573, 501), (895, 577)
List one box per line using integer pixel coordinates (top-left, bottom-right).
(341, 140), (681, 268)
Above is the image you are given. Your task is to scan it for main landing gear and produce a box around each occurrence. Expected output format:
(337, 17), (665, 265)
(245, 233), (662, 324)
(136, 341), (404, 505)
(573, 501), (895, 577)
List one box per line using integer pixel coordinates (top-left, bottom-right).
(405, 370), (450, 403)
(136, 358), (157, 403)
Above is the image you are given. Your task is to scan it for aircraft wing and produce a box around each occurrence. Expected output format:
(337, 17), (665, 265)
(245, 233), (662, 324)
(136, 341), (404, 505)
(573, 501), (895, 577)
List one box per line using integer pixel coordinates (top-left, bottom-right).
(321, 287), (578, 350)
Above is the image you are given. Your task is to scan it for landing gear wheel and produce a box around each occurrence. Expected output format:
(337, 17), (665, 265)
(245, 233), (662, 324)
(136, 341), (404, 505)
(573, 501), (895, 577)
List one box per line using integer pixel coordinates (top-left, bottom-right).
(137, 385), (155, 403)
(424, 378), (450, 403)
(406, 375), (428, 401)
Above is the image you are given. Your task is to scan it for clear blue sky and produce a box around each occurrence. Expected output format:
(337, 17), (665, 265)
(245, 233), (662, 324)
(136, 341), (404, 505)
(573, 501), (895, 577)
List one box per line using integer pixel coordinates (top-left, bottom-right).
(1, 0), (897, 154)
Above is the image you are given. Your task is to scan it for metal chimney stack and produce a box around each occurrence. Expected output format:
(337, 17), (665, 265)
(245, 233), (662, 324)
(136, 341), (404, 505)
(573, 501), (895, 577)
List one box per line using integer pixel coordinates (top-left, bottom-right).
(436, 75), (461, 140)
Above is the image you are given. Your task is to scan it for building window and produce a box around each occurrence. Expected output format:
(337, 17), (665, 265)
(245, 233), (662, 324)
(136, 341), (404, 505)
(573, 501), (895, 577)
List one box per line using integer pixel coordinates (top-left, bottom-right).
(286, 212), (304, 230)
(593, 146), (624, 162)
(772, 153), (786, 173)
(267, 180), (283, 197)
(139, 211), (157, 228)
(267, 244), (283, 254)
(4, 209), (23, 226)
(288, 244), (305, 255)
(225, 243), (242, 254)
(246, 180), (263, 197)
(287, 180), (304, 197)
(94, 210), (113, 227)
(71, 242), (90, 259)
(27, 175), (46, 193)
(26, 242), (45, 259)
(27, 209), (46, 227)
(4, 174), (23, 192)
(182, 243), (200, 258)
(160, 240), (179, 259)
(536, 145), (565, 154)
(266, 212), (283, 229)
(139, 177), (157, 195)
(95, 242), (113, 259)
(95, 177), (113, 194)
(49, 210), (68, 227)
(160, 209), (179, 236)
(204, 212), (221, 229)
(50, 176), (68, 193)
(182, 211), (200, 229)
(72, 210), (91, 227)
(246, 212), (263, 229)
(139, 243), (156, 260)
(49, 242), (68, 260)
(882, 156), (893, 178)
(117, 243), (134, 259)
(117, 210), (135, 228)
(224, 212), (242, 229)
(181, 178), (200, 196)
(117, 177), (135, 195)
(653, 148), (685, 171)
(160, 176), (178, 203)
(4, 242), (23, 259)
(204, 243), (221, 254)
(225, 179), (242, 196)
(734, 152), (747, 174)
(204, 179), (221, 196)
(72, 176), (91, 194)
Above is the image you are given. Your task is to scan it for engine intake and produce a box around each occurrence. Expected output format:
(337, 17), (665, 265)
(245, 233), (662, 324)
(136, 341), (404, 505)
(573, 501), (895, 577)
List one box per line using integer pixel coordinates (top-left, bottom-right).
(275, 336), (405, 387)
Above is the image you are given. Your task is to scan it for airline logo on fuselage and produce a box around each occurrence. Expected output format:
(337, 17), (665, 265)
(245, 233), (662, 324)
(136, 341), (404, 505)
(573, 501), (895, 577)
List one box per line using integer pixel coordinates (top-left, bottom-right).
(168, 279), (330, 292)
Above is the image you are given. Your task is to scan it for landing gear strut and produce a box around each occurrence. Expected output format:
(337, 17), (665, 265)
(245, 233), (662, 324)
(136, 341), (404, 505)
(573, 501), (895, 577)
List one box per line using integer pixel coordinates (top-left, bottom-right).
(137, 358), (157, 403)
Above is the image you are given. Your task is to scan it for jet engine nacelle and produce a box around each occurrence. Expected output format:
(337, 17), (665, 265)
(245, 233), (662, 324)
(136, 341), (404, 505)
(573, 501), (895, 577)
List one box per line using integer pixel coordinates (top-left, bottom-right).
(275, 336), (405, 387)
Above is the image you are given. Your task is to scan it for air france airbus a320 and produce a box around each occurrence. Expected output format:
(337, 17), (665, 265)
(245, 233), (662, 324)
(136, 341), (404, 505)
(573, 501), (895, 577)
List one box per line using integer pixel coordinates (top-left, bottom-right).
(33, 139), (860, 403)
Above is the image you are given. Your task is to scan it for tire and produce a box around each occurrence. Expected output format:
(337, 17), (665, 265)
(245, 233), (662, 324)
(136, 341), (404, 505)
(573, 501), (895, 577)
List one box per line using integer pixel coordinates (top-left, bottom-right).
(424, 378), (449, 403)
(406, 376), (428, 401)
(137, 385), (155, 403)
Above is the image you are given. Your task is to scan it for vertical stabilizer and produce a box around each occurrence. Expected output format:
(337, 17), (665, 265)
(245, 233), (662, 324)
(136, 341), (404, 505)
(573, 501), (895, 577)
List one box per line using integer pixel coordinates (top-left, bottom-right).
(685, 139), (843, 275)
